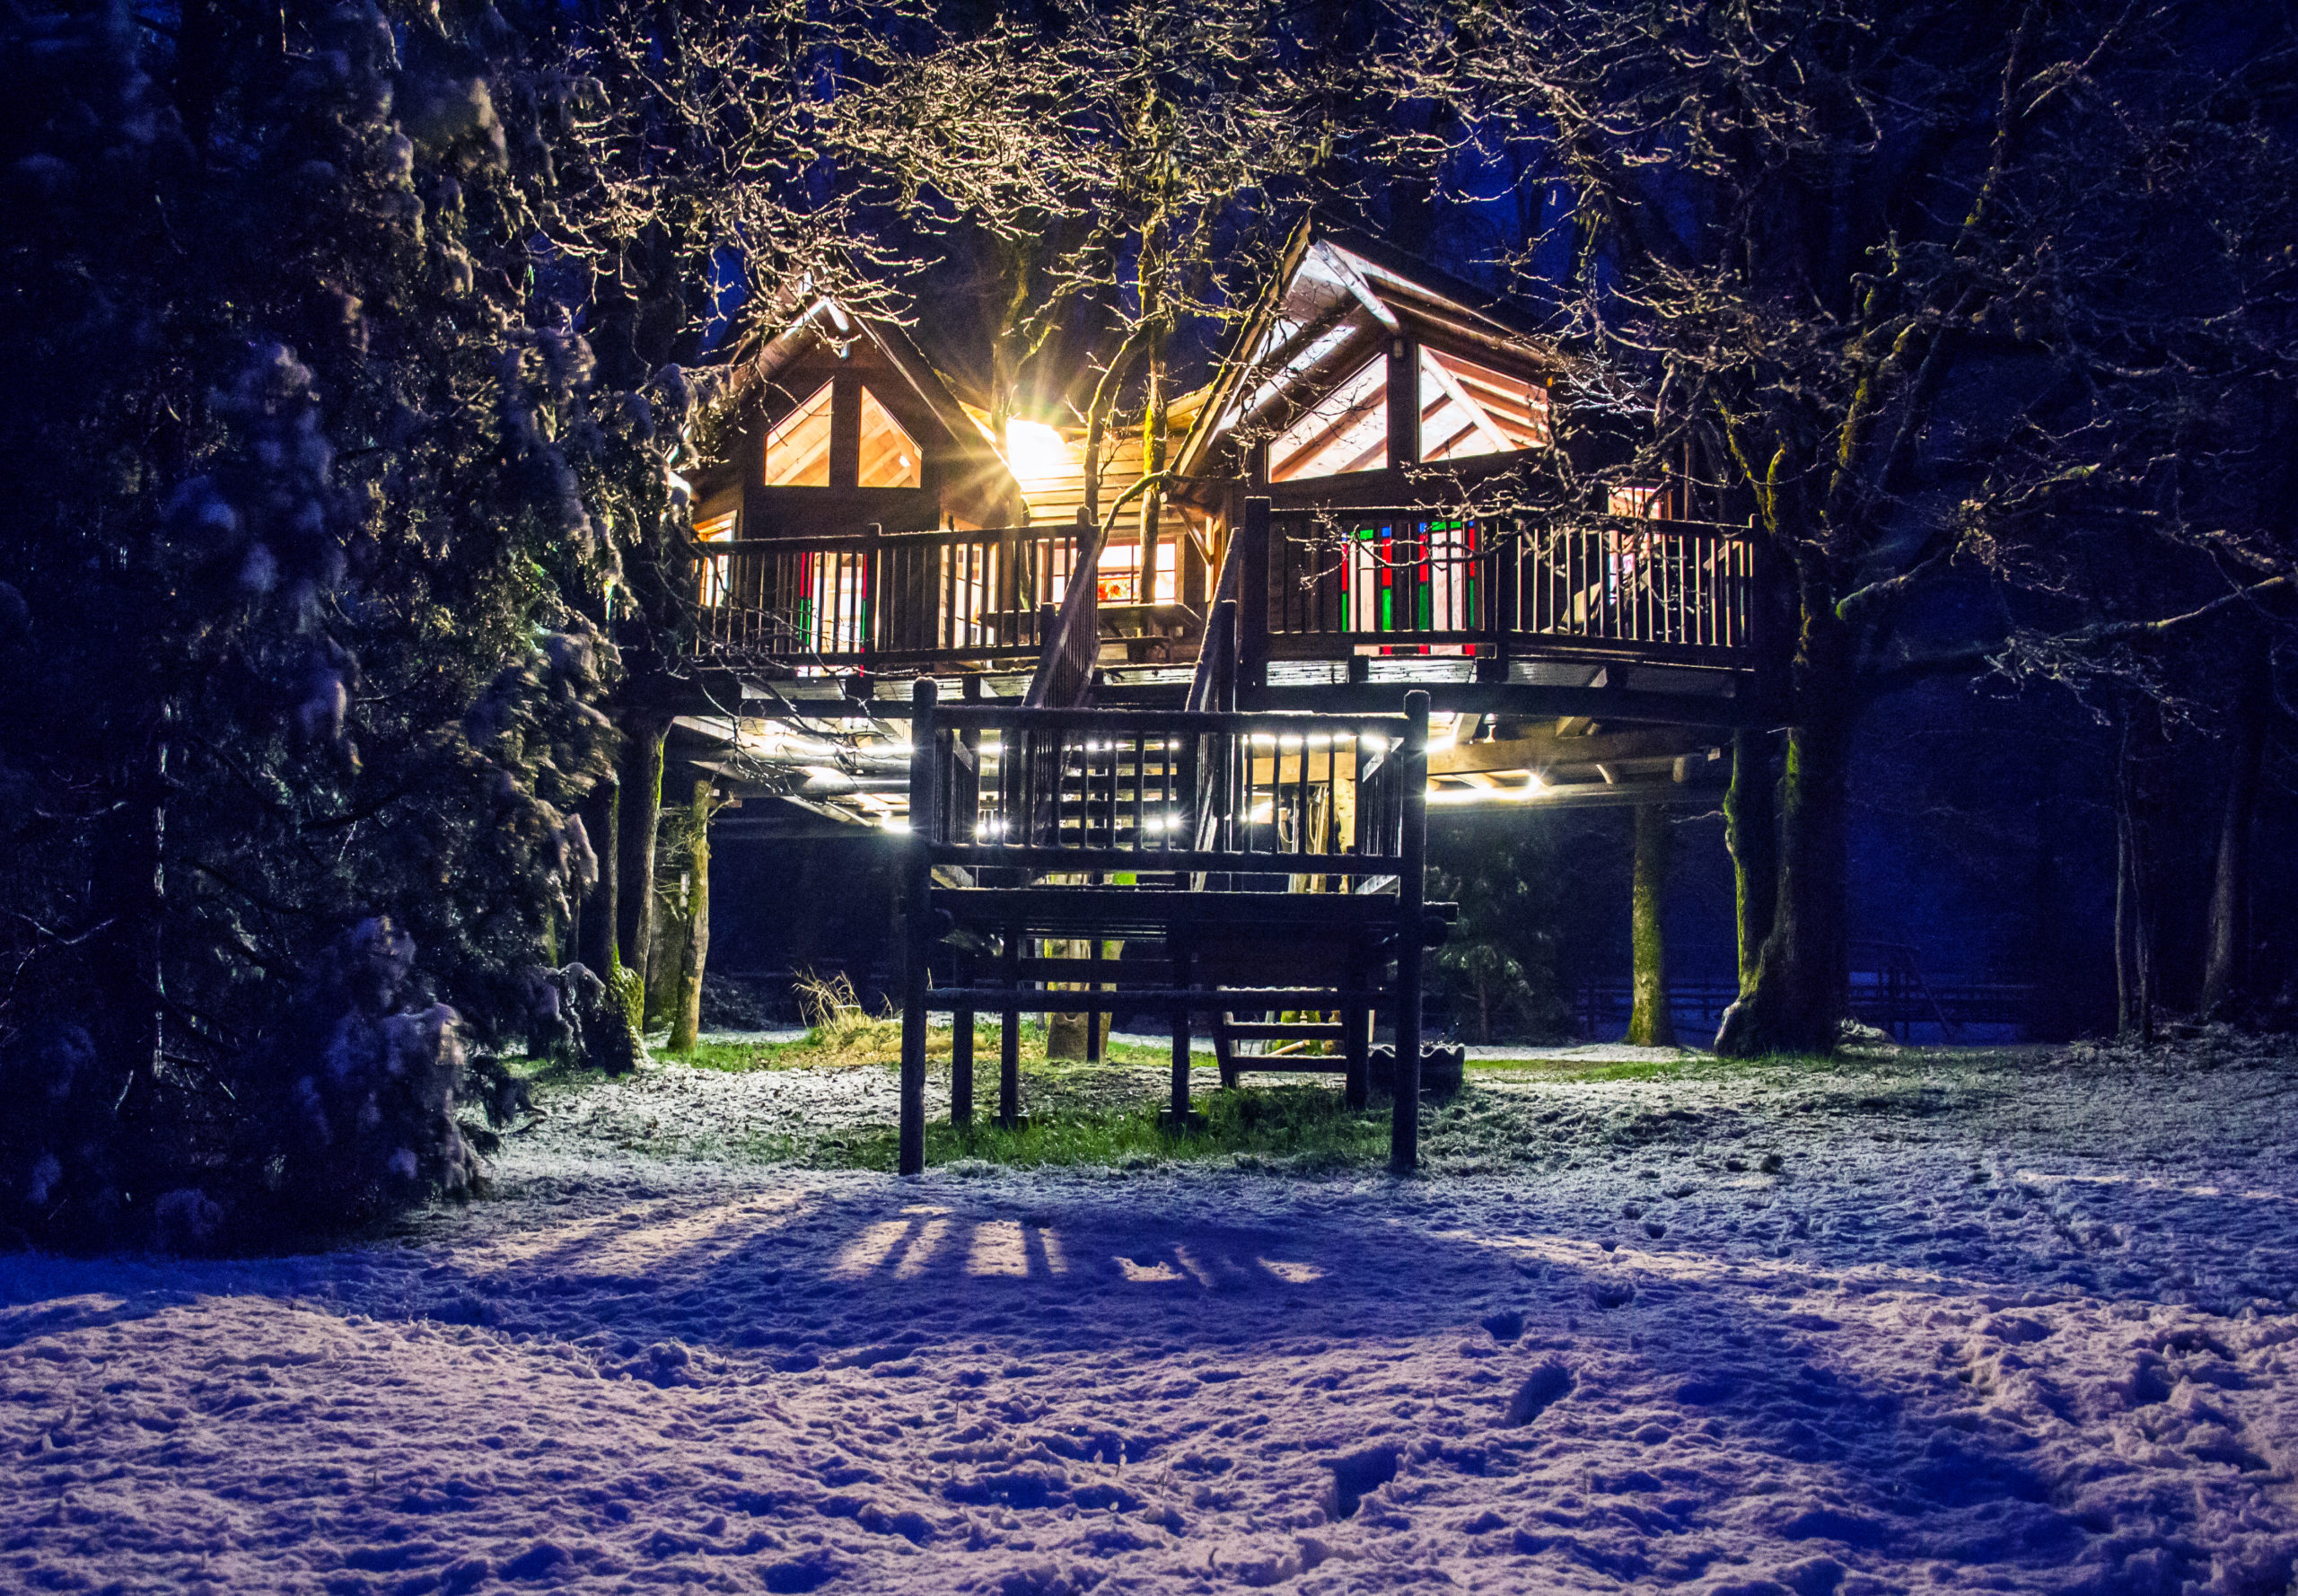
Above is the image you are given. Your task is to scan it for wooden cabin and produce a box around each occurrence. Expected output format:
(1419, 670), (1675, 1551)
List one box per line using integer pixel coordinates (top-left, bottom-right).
(675, 223), (1763, 831)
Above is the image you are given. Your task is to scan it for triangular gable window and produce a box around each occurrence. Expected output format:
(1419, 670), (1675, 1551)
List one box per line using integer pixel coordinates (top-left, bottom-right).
(764, 382), (834, 487)
(857, 388), (922, 489)
(1268, 356), (1389, 481)
(1418, 348), (1550, 460)
(1266, 348), (1551, 482)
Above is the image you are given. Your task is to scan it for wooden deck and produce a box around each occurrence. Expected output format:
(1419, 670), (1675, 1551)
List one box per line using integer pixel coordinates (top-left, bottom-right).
(677, 497), (1768, 834)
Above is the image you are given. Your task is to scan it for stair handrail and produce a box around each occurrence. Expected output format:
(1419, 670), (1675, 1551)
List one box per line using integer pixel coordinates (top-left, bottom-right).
(1023, 507), (1101, 709)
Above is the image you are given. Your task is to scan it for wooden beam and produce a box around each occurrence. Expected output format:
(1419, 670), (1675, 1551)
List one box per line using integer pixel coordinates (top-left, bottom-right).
(1386, 338), (1420, 469)
(1430, 723), (1723, 776)
(1313, 241), (1403, 333)
(1417, 348), (1517, 455)
(829, 370), (862, 489)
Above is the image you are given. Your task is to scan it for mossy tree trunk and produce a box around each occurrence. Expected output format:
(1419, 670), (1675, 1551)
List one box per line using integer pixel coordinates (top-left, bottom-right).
(646, 882), (689, 1032)
(1715, 601), (1853, 1057)
(1626, 804), (1676, 1047)
(1724, 728), (1777, 994)
(668, 777), (715, 1051)
(616, 715), (667, 980)
(576, 773), (619, 978)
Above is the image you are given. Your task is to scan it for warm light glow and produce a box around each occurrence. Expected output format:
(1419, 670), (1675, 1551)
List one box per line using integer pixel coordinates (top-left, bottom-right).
(1004, 417), (1072, 482)
(1426, 775), (1548, 805)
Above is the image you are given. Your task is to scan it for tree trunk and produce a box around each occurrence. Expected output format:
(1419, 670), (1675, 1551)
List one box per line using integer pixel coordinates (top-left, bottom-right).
(646, 875), (689, 1031)
(1137, 321), (1168, 604)
(2114, 716), (2154, 1043)
(1715, 609), (1853, 1057)
(1724, 728), (1777, 994)
(576, 775), (619, 978)
(1045, 939), (1110, 1058)
(2200, 636), (2270, 1021)
(668, 778), (711, 1051)
(616, 715), (666, 978)
(1626, 804), (1677, 1046)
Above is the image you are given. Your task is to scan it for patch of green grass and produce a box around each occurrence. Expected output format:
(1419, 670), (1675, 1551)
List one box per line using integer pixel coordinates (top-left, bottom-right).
(820, 1082), (1388, 1173)
(659, 1020), (1180, 1074)
(1469, 1056), (1689, 1083)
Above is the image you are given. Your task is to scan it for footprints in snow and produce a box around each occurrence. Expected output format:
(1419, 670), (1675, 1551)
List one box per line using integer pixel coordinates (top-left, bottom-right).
(1504, 1360), (1575, 1426)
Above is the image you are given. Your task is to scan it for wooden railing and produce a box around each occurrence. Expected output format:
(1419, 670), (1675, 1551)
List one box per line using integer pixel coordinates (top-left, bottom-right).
(692, 522), (1086, 667)
(1262, 506), (1752, 663)
(689, 501), (1753, 675)
(914, 702), (1419, 878)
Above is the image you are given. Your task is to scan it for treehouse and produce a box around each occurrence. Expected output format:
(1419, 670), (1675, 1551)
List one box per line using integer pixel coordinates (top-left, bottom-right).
(668, 224), (1773, 1171)
(680, 224), (1761, 827)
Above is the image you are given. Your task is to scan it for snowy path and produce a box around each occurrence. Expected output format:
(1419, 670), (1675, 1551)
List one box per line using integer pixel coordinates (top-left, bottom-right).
(4, 1041), (2297, 1594)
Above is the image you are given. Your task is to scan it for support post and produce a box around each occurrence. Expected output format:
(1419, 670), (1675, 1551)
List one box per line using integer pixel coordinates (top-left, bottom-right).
(952, 951), (974, 1128)
(1391, 689), (1430, 1175)
(899, 678), (938, 1175)
(1344, 946), (1370, 1111)
(1239, 497), (1270, 693)
(1085, 934), (1104, 1063)
(1163, 943), (1200, 1133)
(999, 926), (1023, 1128)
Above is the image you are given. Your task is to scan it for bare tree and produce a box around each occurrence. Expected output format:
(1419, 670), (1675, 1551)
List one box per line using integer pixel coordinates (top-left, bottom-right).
(834, 0), (1423, 570)
(1401, 0), (2298, 1051)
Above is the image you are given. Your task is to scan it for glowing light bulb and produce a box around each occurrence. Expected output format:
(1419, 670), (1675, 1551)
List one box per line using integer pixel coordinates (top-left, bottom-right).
(1004, 418), (1071, 481)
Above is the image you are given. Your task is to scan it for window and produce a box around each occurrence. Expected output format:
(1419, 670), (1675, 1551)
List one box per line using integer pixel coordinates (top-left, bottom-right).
(1092, 540), (1178, 604)
(695, 511), (737, 607)
(856, 388), (922, 489)
(1418, 349), (1551, 460)
(764, 382), (834, 487)
(1268, 356), (1390, 481)
(765, 381), (925, 489)
(1266, 348), (1552, 482)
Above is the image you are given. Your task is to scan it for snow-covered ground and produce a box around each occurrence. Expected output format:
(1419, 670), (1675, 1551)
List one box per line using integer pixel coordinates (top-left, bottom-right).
(4, 1037), (2297, 1594)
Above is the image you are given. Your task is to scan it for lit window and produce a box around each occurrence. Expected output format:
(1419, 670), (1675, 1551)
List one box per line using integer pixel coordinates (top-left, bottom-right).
(1419, 349), (1551, 460)
(695, 511), (736, 607)
(1268, 356), (1389, 481)
(1608, 484), (1665, 519)
(1093, 540), (1178, 604)
(764, 382), (834, 487)
(857, 388), (922, 489)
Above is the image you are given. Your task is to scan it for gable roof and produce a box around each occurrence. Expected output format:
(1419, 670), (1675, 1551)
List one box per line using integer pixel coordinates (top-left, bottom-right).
(747, 295), (1004, 458)
(1171, 221), (1573, 480)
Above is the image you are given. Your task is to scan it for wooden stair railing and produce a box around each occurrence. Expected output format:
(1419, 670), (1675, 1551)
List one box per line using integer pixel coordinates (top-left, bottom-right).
(1022, 507), (1102, 709)
(898, 686), (1440, 1177)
